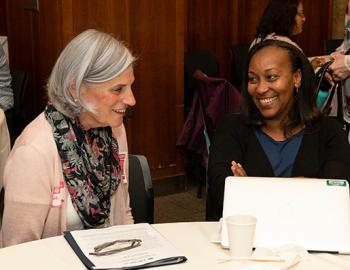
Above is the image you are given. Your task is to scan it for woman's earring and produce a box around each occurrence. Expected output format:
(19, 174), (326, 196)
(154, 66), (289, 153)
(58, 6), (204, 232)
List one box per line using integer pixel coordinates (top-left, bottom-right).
(74, 98), (78, 102)
(295, 86), (299, 94)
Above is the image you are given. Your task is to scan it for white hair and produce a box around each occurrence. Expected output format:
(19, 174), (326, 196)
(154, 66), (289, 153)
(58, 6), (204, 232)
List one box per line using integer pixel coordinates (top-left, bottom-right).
(47, 29), (135, 118)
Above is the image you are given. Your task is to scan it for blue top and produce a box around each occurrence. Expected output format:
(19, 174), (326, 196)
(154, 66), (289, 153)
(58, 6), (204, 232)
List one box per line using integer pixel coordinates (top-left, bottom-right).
(255, 129), (304, 177)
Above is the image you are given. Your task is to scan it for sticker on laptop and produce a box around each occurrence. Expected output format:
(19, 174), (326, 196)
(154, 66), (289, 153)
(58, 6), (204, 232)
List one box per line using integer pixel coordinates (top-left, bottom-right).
(326, 180), (347, 187)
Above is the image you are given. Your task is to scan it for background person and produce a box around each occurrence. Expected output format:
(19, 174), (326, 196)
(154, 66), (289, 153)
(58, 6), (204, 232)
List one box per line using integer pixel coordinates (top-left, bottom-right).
(206, 40), (350, 221)
(0, 29), (136, 247)
(251, 0), (323, 69)
(329, 0), (350, 124)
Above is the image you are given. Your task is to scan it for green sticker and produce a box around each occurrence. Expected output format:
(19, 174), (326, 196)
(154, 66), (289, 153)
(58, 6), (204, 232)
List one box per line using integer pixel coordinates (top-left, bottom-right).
(326, 180), (347, 187)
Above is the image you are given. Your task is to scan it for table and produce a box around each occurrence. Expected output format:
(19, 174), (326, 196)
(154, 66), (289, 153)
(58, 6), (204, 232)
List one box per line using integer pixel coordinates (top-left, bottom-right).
(0, 222), (350, 269)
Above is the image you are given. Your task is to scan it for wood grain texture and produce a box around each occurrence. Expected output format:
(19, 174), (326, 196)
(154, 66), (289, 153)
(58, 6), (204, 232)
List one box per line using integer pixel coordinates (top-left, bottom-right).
(127, 0), (185, 179)
(187, 0), (232, 77)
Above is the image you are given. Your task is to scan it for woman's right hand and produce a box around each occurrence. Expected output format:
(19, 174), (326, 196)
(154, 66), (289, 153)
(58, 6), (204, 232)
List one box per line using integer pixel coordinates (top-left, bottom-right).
(231, 161), (247, 176)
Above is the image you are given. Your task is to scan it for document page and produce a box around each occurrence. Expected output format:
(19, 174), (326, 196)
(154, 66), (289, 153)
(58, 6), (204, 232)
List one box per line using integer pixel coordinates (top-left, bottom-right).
(65, 223), (187, 269)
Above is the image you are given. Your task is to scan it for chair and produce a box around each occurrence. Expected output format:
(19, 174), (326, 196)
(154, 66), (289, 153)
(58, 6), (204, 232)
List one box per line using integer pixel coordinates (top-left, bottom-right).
(323, 39), (343, 55)
(193, 70), (241, 145)
(177, 69), (241, 197)
(128, 154), (154, 224)
(5, 69), (29, 139)
(229, 43), (250, 91)
(0, 109), (10, 227)
(184, 50), (220, 118)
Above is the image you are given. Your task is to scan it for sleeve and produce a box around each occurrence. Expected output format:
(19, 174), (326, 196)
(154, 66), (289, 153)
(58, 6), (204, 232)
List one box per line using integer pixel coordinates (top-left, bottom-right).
(207, 116), (244, 220)
(0, 46), (13, 111)
(0, 144), (52, 247)
(321, 120), (350, 181)
(345, 55), (350, 71)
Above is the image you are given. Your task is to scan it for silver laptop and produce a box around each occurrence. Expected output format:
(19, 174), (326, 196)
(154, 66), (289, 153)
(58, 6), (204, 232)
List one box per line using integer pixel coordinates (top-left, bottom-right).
(221, 176), (350, 254)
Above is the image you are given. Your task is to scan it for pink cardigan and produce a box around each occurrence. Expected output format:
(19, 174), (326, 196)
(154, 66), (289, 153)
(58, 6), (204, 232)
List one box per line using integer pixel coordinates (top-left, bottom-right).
(0, 113), (133, 247)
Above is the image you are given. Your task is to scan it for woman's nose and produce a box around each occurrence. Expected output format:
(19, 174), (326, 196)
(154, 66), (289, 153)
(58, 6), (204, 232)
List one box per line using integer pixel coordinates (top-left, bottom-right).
(123, 89), (136, 107)
(256, 81), (269, 94)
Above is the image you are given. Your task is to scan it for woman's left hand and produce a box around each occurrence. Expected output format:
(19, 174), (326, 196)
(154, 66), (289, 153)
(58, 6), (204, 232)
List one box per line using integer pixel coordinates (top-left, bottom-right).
(231, 161), (247, 176)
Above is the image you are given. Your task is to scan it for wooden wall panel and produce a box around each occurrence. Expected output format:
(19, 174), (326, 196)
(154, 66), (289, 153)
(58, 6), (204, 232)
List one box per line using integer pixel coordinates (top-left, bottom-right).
(31, 1), (64, 112)
(295, 0), (333, 56)
(231, 0), (268, 44)
(5, 0), (64, 119)
(128, 0), (185, 179)
(5, 0), (37, 119)
(187, 0), (232, 77)
(70, 0), (129, 41)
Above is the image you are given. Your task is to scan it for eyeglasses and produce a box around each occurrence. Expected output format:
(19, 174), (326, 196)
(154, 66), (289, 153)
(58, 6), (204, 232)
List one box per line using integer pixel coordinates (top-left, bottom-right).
(89, 239), (142, 256)
(296, 11), (305, 18)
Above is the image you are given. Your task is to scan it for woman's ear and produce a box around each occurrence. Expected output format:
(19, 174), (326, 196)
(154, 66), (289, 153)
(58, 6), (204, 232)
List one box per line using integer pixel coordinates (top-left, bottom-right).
(294, 69), (302, 88)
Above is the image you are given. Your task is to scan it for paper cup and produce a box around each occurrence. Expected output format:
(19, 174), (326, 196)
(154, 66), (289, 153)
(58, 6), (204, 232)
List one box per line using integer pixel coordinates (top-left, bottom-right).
(226, 215), (257, 258)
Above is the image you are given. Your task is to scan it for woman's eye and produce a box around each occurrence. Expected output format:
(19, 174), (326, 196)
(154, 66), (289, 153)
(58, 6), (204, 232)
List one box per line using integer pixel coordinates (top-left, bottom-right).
(248, 77), (257, 83)
(113, 87), (123, 93)
(267, 74), (278, 81)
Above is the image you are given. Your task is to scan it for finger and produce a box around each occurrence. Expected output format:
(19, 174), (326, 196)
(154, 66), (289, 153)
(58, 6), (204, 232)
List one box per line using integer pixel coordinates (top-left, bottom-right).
(332, 73), (341, 82)
(231, 163), (247, 176)
(324, 72), (335, 86)
(231, 162), (244, 176)
(236, 163), (247, 176)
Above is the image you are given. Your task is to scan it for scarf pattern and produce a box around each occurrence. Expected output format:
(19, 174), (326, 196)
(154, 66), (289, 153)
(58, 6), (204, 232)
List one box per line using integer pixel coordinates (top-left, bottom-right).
(45, 104), (121, 228)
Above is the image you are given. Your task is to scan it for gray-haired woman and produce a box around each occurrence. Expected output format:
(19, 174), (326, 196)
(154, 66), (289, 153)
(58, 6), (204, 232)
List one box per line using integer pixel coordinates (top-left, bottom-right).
(0, 29), (136, 247)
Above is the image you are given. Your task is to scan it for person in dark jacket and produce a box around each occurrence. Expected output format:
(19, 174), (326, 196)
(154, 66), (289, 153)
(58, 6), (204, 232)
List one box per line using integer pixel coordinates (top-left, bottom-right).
(206, 39), (350, 221)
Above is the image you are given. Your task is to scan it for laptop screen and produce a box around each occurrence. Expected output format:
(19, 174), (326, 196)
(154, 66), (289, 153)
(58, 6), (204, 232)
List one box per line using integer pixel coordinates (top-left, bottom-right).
(221, 177), (350, 253)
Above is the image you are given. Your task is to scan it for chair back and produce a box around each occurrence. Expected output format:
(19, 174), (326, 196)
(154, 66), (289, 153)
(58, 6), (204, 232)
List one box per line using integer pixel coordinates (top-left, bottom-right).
(128, 154), (154, 224)
(177, 70), (241, 167)
(193, 69), (241, 144)
(184, 50), (219, 118)
(5, 69), (29, 137)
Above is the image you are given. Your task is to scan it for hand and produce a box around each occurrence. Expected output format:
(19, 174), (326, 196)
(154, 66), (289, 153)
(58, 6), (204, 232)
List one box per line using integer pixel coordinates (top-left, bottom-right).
(231, 161), (247, 176)
(324, 71), (335, 87)
(329, 54), (350, 81)
(310, 57), (326, 70)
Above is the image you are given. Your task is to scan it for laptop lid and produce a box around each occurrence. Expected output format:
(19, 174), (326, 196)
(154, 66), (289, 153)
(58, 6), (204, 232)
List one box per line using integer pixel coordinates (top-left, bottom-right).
(221, 177), (350, 254)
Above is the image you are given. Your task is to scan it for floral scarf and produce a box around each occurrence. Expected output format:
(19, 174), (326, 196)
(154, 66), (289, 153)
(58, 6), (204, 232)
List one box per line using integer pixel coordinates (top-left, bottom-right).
(44, 104), (121, 228)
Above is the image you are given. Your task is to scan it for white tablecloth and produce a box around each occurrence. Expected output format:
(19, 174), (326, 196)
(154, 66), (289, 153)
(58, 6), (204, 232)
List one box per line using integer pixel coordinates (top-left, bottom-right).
(0, 222), (349, 269)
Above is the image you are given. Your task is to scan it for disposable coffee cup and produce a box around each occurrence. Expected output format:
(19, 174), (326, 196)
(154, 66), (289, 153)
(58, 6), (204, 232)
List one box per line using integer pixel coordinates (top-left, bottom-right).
(226, 215), (257, 258)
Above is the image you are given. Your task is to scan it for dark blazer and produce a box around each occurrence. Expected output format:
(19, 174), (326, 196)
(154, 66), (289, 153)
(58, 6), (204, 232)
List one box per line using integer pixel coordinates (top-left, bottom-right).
(207, 114), (350, 221)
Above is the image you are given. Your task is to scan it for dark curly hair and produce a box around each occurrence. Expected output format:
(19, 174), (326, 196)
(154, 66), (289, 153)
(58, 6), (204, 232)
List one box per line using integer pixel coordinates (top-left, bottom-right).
(241, 39), (321, 137)
(256, 0), (301, 39)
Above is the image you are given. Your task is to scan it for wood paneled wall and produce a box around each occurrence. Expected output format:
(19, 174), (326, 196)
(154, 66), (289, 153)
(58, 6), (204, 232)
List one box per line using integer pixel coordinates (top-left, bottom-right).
(1, 0), (333, 181)
(187, 0), (232, 77)
(127, 1), (185, 179)
(295, 0), (333, 55)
